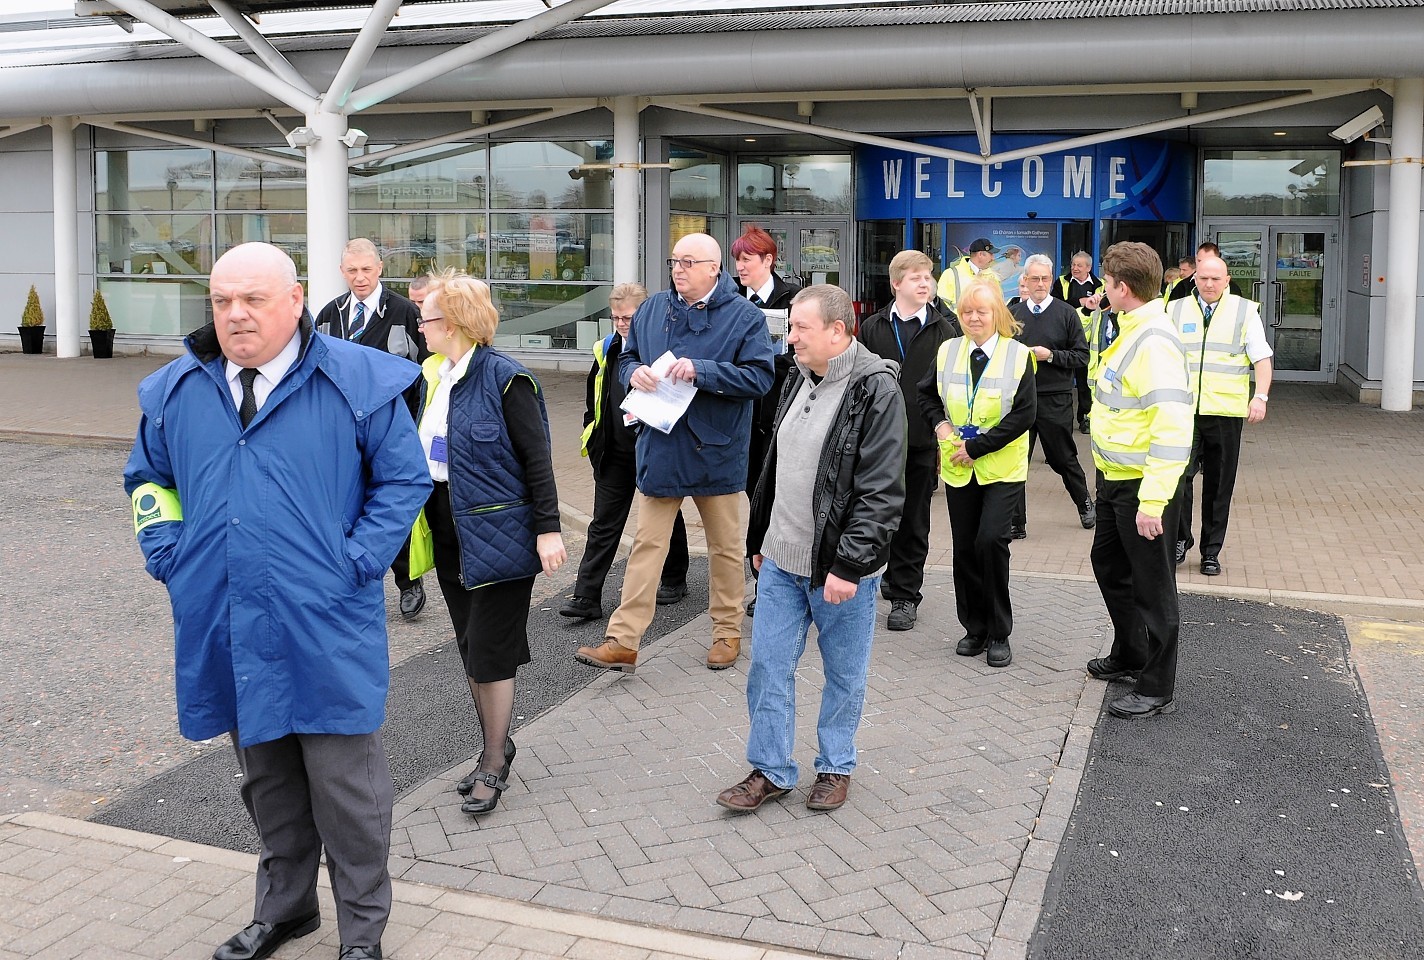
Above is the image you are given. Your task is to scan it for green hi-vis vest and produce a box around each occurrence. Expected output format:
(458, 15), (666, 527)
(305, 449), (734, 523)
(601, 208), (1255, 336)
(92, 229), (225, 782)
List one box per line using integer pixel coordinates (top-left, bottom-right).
(579, 333), (615, 457)
(1057, 275), (1102, 334)
(937, 258), (1002, 312)
(934, 336), (1034, 487)
(1167, 295), (1253, 418)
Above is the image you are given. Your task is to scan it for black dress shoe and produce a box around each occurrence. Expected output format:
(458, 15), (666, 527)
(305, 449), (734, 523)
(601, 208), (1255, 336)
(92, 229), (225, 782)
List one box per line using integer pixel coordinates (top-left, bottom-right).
(1078, 417), (1091, 435)
(1009, 525), (1027, 540)
(1200, 556), (1222, 576)
(339, 946), (382, 960)
(1086, 657), (1139, 682)
(1174, 540), (1189, 565)
(399, 581), (425, 620)
(456, 738), (516, 795)
(746, 598), (756, 618)
(213, 913), (320, 960)
(558, 595), (603, 620)
(955, 634), (988, 656)
(1107, 691), (1177, 718)
(986, 638), (1012, 668)
(656, 581), (688, 605)
(460, 771), (509, 815)
(1079, 499), (1096, 529)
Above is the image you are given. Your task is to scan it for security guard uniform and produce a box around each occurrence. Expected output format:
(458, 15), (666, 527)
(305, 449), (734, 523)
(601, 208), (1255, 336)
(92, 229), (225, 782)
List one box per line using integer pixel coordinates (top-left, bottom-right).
(937, 258), (1001, 313)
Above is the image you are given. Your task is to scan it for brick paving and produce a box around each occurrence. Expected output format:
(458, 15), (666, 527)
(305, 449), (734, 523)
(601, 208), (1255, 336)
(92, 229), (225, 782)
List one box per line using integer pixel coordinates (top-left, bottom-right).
(2, 349), (1422, 959)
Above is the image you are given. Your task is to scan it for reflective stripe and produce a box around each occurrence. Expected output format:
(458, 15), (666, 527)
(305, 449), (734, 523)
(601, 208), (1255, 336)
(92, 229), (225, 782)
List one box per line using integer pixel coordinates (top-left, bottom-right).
(1148, 442), (1192, 460)
(1138, 387), (1194, 407)
(1092, 441), (1147, 466)
(1200, 360), (1249, 375)
(132, 482), (182, 534)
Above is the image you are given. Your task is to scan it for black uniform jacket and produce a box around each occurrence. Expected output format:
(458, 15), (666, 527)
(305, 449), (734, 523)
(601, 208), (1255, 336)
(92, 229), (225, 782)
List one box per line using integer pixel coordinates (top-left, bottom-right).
(741, 273), (803, 490)
(1009, 297), (1089, 395)
(856, 302), (961, 451)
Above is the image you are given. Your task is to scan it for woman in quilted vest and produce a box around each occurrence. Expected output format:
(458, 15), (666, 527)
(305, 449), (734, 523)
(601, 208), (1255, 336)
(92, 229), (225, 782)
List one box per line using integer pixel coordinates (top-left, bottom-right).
(417, 271), (566, 817)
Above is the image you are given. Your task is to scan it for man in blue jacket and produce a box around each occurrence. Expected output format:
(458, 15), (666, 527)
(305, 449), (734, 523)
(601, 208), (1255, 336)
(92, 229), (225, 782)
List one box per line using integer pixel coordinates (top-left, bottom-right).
(124, 242), (431, 960)
(576, 233), (775, 673)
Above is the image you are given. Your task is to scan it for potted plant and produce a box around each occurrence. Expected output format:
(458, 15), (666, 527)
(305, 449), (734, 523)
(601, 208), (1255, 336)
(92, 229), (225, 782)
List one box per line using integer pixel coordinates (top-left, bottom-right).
(18, 285), (45, 355)
(89, 288), (115, 359)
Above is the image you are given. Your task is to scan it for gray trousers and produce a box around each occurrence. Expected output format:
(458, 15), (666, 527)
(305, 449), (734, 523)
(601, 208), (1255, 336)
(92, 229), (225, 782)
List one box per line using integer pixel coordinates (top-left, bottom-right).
(230, 731), (394, 947)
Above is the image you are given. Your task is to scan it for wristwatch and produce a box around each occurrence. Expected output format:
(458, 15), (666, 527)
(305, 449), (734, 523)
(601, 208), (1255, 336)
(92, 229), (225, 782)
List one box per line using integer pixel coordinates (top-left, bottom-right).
(1254, 393), (1269, 403)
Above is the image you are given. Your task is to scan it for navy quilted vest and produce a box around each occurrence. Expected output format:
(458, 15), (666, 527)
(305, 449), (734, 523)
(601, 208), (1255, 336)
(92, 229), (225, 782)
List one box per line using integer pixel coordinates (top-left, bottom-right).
(446, 346), (549, 588)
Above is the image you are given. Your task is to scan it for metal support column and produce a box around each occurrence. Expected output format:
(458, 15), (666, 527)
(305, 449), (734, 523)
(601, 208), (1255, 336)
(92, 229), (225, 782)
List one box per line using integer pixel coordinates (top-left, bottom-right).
(611, 96), (640, 284)
(51, 117), (80, 359)
(304, 112), (352, 312)
(1382, 77), (1423, 411)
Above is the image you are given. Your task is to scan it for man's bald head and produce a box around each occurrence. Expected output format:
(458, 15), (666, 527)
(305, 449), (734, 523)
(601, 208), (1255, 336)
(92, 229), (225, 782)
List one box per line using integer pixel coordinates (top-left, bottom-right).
(1193, 255), (1230, 305)
(210, 242), (304, 368)
(670, 232), (723, 302)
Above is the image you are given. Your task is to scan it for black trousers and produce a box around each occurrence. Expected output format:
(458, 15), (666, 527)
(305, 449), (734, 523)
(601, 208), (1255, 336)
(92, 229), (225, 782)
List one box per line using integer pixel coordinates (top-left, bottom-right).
(1177, 414), (1243, 558)
(231, 731), (393, 948)
(1091, 476), (1182, 698)
(945, 477), (1021, 642)
(575, 450), (688, 602)
(1015, 392), (1091, 526)
(1074, 365), (1092, 421)
(389, 537), (416, 591)
(882, 445), (938, 606)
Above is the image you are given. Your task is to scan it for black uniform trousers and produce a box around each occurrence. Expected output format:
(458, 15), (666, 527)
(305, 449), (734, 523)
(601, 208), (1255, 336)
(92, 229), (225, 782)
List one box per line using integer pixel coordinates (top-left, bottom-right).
(945, 476), (1021, 642)
(1176, 413), (1244, 559)
(882, 445), (938, 607)
(1091, 476), (1182, 698)
(390, 538), (416, 591)
(231, 731), (394, 948)
(1074, 365), (1092, 422)
(575, 450), (689, 602)
(1014, 392), (1091, 526)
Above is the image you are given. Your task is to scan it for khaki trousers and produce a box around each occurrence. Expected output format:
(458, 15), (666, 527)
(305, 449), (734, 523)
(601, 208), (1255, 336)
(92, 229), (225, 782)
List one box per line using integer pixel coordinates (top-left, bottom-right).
(607, 492), (745, 652)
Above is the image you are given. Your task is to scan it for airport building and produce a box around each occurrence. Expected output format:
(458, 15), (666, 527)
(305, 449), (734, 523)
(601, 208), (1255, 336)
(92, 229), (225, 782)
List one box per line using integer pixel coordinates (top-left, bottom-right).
(1, 0), (1421, 407)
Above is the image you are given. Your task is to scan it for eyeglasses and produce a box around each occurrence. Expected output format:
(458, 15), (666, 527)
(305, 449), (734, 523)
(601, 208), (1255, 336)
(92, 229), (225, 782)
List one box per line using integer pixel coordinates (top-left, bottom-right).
(666, 257), (717, 271)
(610, 314), (636, 323)
(416, 315), (443, 327)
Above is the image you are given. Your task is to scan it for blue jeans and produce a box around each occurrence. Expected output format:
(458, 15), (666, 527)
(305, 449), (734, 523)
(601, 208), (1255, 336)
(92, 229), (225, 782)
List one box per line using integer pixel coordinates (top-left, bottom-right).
(745, 556), (880, 789)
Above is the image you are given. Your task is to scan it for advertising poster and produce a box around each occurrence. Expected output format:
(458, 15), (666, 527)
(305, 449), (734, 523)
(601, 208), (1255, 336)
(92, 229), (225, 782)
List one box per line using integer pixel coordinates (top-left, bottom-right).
(944, 222), (1059, 298)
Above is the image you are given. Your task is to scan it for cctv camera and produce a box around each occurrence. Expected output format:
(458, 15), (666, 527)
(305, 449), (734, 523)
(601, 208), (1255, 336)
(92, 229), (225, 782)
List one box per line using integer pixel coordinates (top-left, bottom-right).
(340, 128), (369, 149)
(1330, 106), (1385, 144)
(286, 126), (319, 149)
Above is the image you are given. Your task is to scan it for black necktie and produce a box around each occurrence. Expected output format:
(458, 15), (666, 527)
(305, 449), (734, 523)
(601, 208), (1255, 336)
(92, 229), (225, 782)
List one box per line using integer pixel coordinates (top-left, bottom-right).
(970, 347), (988, 387)
(238, 368), (259, 428)
(749, 293), (763, 306)
(350, 301), (367, 340)
(1201, 302), (1215, 326)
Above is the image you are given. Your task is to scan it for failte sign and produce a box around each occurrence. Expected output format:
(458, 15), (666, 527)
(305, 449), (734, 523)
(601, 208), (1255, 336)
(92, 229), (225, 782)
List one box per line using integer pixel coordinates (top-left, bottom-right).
(855, 135), (1194, 223)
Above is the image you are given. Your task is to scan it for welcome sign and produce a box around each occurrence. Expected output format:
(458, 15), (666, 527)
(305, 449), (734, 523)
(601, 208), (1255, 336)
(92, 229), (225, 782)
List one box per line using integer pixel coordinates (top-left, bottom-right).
(855, 135), (1194, 223)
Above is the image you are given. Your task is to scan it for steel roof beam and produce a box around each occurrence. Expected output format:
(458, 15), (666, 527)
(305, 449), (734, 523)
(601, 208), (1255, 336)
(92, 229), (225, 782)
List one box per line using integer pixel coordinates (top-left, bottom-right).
(349, 104), (595, 167)
(324, 0), (403, 113)
(85, 118), (307, 168)
(207, 0), (320, 100)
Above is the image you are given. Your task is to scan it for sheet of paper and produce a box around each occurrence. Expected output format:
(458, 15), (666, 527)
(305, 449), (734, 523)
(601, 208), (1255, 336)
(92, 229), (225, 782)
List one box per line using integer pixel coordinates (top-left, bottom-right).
(618, 351), (697, 434)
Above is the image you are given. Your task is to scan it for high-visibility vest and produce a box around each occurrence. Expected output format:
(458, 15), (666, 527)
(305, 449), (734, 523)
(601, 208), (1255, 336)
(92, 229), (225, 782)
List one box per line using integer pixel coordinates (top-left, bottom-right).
(937, 258), (1002, 312)
(934, 336), (1034, 487)
(579, 333), (616, 456)
(1089, 299), (1194, 516)
(1057, 274), (1103, 333)
(1085, 307), (1117, 386)
(1167, 295), (1254, 418)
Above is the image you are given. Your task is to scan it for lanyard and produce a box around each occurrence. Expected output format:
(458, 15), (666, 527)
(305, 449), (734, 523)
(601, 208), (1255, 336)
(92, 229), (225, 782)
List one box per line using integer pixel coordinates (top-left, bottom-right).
(965, 344), (986, 422)
(890, 314), (912, 361)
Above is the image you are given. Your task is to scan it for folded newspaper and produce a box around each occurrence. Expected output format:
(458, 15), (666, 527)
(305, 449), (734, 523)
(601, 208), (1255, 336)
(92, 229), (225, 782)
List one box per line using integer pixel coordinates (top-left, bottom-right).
(618, 350), (697, 434)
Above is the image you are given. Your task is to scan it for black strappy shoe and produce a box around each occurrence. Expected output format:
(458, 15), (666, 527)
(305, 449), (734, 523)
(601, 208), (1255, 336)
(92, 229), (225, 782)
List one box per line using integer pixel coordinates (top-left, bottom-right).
(455, 738), (516, 796)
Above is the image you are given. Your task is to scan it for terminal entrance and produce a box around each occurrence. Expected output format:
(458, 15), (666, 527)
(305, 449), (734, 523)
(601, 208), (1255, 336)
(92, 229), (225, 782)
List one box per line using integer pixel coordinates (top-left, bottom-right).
(751, 220), (848, 288)
(1202, 221), (1339, 381)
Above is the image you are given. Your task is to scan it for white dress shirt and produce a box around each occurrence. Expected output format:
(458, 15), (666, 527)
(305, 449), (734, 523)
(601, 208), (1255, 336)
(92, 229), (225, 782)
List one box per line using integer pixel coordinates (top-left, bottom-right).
(225, 330), (301, 414)
(418, 346), (476, 483)
(349, 284), (384, 332)
(748, 277), (776, 304)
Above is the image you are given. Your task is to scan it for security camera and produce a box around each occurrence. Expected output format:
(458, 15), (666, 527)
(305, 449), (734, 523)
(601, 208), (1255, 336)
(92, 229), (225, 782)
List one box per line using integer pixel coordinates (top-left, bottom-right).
(340, 128), (369, 149)
(1330, 106), (1385, 144)
(285, 126), (319, 149)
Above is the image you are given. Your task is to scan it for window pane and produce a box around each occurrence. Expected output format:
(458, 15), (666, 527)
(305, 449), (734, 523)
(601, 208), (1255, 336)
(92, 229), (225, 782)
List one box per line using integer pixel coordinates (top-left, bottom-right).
(350, 212), (489, 278)
(1203, 150), (1340, 217)
(670, 145), (726, 214)
(350, 143), (487, 209)
(96, 148), (211, 212)
(96, 213), (211, 275)
(737, 154), (852, 215)
(857, 220), (903, 307)
(216, 152), (306, 210)
(217, 213), (308, 276)
(491, 283), (609, 350)
(489, 213), (611, 282)
(490, 140), (613, 209)
(98, 277), (210, 336)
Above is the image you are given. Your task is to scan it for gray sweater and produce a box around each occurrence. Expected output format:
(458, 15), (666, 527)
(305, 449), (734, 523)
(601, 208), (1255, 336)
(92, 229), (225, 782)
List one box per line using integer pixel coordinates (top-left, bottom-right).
(762, 343), (862, 578)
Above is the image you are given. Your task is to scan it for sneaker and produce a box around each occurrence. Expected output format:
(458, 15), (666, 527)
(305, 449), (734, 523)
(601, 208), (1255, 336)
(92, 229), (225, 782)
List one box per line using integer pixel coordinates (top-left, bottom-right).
(1078, 417), (1091, 435)
(1009, 525), (1027, 540)
(886, 600), (918, 631)
(1174, 540), (1189, 565)
(656, 581), (688, 605)
(745, 598), (757, 618)
(1079, 499), (1096, 529)
(558, 596), (603, 620)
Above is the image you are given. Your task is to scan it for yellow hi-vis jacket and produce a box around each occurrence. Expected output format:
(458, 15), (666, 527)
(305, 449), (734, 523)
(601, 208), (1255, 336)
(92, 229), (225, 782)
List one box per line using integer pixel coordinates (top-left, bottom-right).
(579, 333), (615, 456)
(937, 258), (1002, 312)
(1167, 293), (1256, 419)
(1057, 274), (1103, 334)
(1089, 299), (1194, 517)
(934, 336), (1034, 486)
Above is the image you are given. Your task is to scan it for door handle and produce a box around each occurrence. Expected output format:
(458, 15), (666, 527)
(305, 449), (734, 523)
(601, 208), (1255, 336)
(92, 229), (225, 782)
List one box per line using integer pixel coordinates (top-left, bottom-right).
(1251, 280), (1265, 304)
(1271, 281), (1285, 327)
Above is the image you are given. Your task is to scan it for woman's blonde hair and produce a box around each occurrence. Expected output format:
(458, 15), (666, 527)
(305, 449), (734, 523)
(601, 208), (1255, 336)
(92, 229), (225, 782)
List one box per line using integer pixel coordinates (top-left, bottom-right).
(425, 268), (499, 347)
(608, 282), (649, 312)
(957, 279), (1021, 339)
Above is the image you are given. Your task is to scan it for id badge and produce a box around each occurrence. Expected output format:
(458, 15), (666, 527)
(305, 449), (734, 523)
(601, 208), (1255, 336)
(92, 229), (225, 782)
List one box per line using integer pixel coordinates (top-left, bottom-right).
(1182, 322), (1198, 334)
(958, 424), (980, 440)
(430, 435), (448, 463)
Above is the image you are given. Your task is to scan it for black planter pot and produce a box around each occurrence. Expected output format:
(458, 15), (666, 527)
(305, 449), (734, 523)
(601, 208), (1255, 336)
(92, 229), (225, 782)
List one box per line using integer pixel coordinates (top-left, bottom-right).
(17, 325), (45, 354)
(89, 329), (115, 359)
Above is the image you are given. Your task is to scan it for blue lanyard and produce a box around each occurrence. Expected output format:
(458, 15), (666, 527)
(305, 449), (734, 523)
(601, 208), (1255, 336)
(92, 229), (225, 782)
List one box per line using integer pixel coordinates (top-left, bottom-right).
(890, 313), (917, 361)
(965, 344), (987, 422)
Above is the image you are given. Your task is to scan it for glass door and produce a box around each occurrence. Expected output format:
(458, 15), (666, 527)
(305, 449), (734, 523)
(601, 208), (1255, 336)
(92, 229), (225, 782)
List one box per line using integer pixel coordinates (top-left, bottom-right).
(1204, 222), (1338, 381)
(756, 220), (847, 287)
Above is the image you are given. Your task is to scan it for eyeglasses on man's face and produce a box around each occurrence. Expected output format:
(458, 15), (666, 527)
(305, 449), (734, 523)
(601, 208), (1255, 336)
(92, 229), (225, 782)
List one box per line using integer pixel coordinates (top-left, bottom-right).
(666, 257), (717, 271)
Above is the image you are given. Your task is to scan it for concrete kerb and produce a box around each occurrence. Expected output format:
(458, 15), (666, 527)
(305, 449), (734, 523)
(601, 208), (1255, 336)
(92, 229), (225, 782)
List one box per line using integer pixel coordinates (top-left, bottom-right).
(3, 811), (825, 960)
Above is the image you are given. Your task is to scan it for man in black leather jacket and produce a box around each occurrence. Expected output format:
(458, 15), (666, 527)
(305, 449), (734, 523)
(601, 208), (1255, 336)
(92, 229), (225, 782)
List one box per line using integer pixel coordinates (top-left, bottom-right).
(717, 284), (906, 816)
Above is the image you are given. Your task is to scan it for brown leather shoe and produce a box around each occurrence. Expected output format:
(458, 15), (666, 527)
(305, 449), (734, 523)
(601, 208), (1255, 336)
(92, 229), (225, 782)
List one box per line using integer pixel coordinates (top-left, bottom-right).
(706, 637), (740, 670)
(716, 769), (790, 812)
(806, 773), (850, 811)
(574, 640), (637, 674)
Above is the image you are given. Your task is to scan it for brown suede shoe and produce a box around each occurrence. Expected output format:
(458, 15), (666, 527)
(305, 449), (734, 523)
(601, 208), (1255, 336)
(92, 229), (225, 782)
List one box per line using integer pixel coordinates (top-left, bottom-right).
(574, 640), (637, 674)
(716, 769), (791, 812)
(706, 637), (740, 670)
(806, 773), (850, 811)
